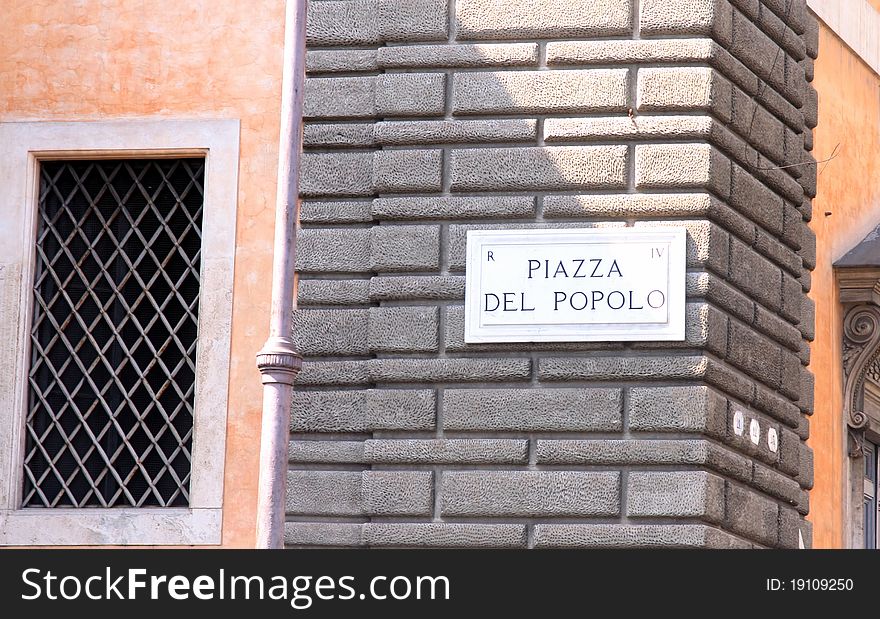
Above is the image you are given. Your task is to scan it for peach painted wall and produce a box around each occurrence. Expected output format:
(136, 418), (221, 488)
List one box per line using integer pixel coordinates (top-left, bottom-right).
(810, 23), (880, 548)
(0, 1), (285, 547)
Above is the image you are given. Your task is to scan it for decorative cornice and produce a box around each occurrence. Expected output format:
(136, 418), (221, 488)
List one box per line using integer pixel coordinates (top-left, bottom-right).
(837, 266), (880, 305)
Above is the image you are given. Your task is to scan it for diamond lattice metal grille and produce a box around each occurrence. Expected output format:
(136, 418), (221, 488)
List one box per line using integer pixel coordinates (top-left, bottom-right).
(23, 159), (205, 508)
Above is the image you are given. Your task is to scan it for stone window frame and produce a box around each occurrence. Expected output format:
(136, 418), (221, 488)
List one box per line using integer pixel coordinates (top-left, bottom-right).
(837, 252), (880, 548)
(0, 119), (239, 545)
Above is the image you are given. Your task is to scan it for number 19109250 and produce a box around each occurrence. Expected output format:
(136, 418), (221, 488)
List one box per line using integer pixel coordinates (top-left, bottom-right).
(767, 578), (854, 591)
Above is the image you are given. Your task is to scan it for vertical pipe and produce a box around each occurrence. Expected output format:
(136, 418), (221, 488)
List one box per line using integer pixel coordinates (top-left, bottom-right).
(255, 0), (307, 549)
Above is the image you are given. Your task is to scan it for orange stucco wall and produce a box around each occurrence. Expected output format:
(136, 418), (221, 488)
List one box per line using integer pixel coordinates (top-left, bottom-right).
(2, 1), (876, 552)
(0, 1), (284, 547)
(810, 22), (880, 548)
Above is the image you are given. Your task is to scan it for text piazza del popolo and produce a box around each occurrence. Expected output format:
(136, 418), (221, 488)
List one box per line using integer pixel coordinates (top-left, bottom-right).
(464, 228), (687, 343)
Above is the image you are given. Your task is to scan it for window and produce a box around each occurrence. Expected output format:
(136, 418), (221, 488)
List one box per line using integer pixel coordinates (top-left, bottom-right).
(866, 441), (878, 549)
(836, 244), (880, 548)
(0, 120), (239, 545)
(24, 159), (204, 509)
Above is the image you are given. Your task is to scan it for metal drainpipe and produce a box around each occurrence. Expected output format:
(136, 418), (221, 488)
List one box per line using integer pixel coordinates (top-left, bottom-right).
(255, 0), (307, 549)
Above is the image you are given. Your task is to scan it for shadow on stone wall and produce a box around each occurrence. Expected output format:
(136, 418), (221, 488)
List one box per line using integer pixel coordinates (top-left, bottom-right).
(288, 0), (817, 550)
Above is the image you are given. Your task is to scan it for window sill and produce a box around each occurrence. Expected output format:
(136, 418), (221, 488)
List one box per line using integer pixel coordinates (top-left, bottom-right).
(0, 507), (221, 546)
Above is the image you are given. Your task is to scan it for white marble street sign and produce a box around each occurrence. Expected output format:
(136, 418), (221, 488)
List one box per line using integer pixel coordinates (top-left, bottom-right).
(464, 228), (687, 343)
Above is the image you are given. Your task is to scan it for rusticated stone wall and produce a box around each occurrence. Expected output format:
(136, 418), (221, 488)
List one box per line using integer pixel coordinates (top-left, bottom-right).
(289, 0), (817, 549)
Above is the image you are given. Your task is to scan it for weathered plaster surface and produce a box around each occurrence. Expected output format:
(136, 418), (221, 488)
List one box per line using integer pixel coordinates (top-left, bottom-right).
(0, 1), (285, 547)
(810, 22), (880, 548)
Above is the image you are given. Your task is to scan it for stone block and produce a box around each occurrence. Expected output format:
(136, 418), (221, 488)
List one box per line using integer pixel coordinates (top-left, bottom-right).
(451, 146), (628, 192)
(629, 385), (727, 439)
(442, 471), (620, 517)
(368, 306), (439, 353)
(635, 143), (731, 199)
(378, 43), (539, 68)
(640, 0), (732, 45)
(364, 439), (529, 464)
(370, 225), (440, 271)
(534, 524), (750, 548)
(627, 471), (725, 523)
(454, 69), (627, 114)
(376, 73), (446, 116)
(364, 524), (527, 548)
(456, 0), (632, 39)
(726, 483), (779, 546)
(373, 150), (443, 193)
(375, 120), (537, 145)
(444, 388), (623, 432)
(291, 389), (436, 432)
(638, 67), (732, 122)
(369, 275), (465, 301)
(301, 152), (374, 197)
(292, 309), (370, 356)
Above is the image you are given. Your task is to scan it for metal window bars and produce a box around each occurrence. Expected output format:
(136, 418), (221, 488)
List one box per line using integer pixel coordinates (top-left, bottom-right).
(23, 159), (204, 508)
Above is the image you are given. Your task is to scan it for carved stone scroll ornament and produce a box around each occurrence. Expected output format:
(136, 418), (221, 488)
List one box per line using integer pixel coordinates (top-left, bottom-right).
(842, 304), (880, 457)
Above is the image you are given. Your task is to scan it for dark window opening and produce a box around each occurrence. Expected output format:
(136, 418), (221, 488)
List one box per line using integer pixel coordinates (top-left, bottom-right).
(23, 158), (204, 508)
(866, 440), (878, 549)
